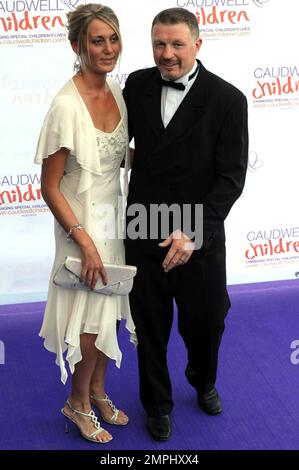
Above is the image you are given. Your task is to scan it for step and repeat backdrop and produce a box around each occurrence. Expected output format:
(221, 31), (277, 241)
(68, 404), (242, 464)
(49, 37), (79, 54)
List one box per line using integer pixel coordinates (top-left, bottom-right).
(0, 0), (298, 304)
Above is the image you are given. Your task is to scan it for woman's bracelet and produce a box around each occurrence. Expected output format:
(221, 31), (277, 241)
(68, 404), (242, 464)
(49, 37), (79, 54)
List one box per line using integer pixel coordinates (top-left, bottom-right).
(66, 223), (84, 240)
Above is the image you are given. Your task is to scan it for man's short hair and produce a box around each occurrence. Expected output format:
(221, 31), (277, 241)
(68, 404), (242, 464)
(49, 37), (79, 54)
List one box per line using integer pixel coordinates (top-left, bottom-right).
(152, 7), (199, 39)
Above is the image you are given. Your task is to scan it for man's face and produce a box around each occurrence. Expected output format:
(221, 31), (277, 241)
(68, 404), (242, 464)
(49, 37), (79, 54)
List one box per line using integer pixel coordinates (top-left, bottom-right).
(152, 22), (202, 81)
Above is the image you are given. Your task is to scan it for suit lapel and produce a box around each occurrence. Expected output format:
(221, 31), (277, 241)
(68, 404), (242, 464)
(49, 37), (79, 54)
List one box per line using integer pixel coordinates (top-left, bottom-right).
(140, 72), (165, 137)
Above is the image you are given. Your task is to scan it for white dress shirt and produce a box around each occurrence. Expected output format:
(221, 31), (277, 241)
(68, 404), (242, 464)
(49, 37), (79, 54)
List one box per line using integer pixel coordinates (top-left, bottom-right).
(161, 61), (199, 128)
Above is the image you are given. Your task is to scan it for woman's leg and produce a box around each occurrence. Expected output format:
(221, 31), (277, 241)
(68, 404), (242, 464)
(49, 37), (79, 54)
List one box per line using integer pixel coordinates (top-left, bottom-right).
(64, 333), (112, 442)
(90, 350), (109, 397)
(90, 350), (129, 424)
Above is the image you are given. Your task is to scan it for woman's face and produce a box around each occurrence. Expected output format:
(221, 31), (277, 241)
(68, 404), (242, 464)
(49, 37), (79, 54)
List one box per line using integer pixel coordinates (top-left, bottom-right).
(82, 18), (121, 74)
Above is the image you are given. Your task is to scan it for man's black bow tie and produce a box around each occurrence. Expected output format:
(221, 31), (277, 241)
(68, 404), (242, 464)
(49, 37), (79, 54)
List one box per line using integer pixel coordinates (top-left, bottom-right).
(160, 79), (185, 90)
(160, 65), (199, 91)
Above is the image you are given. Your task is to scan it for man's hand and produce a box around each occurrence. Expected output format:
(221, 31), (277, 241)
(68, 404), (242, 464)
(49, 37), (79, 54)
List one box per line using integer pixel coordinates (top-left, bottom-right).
(159, 230), (194, 272)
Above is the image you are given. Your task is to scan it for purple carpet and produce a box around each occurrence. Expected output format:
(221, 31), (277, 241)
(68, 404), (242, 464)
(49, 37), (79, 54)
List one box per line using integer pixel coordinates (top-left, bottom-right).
(1, 279), (299, 450)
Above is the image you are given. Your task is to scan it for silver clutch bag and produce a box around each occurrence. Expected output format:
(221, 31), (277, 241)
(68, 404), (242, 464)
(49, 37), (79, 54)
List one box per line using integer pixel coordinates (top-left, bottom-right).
(53, 256), (137, 295)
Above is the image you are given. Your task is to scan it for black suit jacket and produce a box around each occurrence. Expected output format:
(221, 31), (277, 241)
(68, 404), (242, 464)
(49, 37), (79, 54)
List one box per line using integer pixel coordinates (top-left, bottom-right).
(123, 61), (248, 250)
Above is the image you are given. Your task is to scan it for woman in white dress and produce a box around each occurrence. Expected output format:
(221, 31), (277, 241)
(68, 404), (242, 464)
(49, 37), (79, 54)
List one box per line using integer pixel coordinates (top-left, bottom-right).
(34, 3), (136, 444)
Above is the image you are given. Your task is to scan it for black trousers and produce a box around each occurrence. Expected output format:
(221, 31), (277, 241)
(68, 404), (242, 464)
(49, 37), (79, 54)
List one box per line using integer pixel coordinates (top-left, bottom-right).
(126, 235), (230, 417)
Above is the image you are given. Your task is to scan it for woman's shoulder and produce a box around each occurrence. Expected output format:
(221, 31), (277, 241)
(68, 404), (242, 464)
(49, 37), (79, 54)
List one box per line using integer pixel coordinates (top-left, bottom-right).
(52, 80), (76, 106)
(48, 80), (79, 118)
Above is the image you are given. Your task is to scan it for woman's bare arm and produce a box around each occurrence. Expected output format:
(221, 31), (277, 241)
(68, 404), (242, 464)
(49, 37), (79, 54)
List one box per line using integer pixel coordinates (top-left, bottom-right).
(41, 148), (107, 288)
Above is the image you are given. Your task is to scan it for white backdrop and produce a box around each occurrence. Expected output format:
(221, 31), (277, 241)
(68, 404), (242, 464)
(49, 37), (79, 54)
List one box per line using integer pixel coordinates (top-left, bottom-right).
(0, 0), (298, 304)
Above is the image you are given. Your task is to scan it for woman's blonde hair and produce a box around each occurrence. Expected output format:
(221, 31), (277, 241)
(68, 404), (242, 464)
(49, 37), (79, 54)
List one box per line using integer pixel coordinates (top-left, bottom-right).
(66, 3), (122, 71)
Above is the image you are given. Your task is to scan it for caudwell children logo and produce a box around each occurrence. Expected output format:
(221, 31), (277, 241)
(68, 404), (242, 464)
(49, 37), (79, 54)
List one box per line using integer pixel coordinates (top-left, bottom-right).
(176, 0), (270, 40)
(0, 172), (49, 217)
(245, 227), (299, 268)
(0, 0), (85, 46)
(252, 66), (299, 109)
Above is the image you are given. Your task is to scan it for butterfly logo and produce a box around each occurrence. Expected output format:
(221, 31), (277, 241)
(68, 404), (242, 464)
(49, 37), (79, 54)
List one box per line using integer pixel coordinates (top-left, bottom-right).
(60, 0), (81, 10)
(248, 151), (263, 173)
(251, 0), (270, 7)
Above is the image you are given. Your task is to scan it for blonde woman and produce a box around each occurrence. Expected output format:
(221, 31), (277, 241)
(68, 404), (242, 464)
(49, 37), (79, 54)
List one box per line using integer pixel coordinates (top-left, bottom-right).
(35, 3), (136, 443)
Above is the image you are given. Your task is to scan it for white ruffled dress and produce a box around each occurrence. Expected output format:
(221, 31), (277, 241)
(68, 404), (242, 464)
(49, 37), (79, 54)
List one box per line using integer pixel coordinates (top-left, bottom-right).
(35, 78), (136, 384)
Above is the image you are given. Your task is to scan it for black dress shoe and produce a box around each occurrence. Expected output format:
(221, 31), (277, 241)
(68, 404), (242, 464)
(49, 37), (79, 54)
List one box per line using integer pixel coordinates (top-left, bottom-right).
(147, 414), (172, 441)
(197, 387), (222, 415)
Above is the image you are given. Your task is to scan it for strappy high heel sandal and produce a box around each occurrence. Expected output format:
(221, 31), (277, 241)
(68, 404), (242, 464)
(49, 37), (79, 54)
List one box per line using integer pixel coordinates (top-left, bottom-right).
(90, 393), (129, 426)
(61, 399), (113, 443)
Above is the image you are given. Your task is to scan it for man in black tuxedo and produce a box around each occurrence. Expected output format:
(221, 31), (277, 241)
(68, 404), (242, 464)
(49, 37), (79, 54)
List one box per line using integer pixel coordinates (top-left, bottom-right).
(123, 7), (248, 441)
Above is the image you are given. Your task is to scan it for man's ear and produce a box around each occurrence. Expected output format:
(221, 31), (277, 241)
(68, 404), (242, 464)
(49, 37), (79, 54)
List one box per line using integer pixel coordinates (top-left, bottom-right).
(195, 38), (202, 53)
